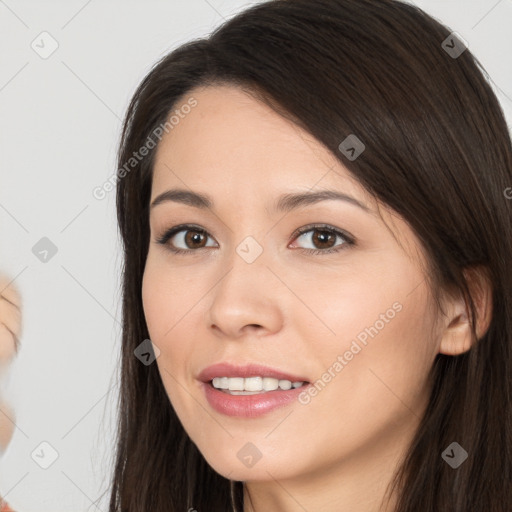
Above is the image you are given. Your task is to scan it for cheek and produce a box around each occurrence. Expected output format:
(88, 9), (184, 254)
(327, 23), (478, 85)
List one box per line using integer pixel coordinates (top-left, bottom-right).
(302, 258), (436, 413)
(141, 259), (203, 410)
(315, 251), (434, 357)
(313, 283), (436, 435)
(141, 256), (202, 340)
(287, 261), (408, 361)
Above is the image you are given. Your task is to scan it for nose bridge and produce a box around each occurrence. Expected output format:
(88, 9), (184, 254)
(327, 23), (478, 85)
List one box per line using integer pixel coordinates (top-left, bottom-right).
(219, 231), (270, 300)
(234, 233), (266, 266)
(220, 207), (271, 276)
(207, 230), (283, 336)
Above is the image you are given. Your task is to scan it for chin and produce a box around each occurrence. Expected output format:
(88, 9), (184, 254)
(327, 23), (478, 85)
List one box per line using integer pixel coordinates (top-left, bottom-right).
(197, 442), (303, 483)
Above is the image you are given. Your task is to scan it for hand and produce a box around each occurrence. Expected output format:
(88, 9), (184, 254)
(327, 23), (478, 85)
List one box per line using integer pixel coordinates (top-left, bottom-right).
(0, 275), (22, 511)
(0, 275), (21, 368)
(0, 274), (22, 453)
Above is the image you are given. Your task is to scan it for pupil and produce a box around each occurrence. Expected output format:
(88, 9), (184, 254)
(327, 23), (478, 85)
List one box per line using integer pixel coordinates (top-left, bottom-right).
(187, 231), (204, 247)
(314, 230), (333, 248)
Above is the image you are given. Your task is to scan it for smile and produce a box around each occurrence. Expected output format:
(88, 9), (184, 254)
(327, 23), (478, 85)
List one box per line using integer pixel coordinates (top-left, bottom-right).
(211, 376), (306, 394)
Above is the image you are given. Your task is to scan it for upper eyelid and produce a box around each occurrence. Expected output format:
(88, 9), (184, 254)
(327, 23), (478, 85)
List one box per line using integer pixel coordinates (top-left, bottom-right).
(293, 224), (353, 239)
(158, 223), (354, 247)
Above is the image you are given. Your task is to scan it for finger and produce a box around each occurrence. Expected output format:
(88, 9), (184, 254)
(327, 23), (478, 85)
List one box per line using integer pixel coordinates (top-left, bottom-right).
(0, 298), (22, 344)
(0, 325), (17, 363)
(0, 399), (15, 454)
(0, 275), (22, 310)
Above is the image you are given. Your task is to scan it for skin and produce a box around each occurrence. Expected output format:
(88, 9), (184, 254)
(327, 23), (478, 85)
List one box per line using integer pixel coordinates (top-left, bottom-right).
(142, 84), (492, 512)
(0, 275), (21, 456)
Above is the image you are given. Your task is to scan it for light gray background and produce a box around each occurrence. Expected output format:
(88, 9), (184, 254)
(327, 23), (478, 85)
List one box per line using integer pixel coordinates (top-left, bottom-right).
(0, 1), (511, 510)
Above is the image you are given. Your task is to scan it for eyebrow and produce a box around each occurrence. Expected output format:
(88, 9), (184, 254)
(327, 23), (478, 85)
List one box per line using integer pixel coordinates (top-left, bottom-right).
(150, 188), (370, 213)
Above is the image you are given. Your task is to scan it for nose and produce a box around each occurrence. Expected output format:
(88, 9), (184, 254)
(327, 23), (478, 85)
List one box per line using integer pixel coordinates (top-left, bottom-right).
(206, 242), (284, 340)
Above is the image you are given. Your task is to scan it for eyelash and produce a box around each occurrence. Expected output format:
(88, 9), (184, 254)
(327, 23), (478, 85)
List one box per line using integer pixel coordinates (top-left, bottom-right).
(156, 223), (355, 256)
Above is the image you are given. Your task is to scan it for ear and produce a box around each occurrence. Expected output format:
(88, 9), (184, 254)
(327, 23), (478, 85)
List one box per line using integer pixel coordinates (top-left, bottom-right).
(438, 265), (493, 356)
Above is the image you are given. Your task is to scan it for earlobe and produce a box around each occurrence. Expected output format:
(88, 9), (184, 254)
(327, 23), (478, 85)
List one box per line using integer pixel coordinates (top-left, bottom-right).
(438, 265), (493, 356)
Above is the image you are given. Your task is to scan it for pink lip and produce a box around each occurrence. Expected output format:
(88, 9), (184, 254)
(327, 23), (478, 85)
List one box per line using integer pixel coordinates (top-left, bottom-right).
(198, 362), (311, 418)
(197, 362), (309, 383)
(201, 382), (311, 417)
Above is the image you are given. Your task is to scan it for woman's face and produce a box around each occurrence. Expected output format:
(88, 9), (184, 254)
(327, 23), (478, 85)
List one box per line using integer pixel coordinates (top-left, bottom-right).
(142, 84), (444, 483)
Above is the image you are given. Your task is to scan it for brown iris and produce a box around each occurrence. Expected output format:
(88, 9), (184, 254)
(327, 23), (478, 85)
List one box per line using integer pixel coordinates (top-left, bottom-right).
(184, 230), (208, 249)
(310, 229), (336, 250)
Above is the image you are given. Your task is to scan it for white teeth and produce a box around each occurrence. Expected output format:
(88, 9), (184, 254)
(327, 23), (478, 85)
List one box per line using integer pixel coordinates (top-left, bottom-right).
(212, 377), (229, 389)
(228, 377), (244, 391)
(262, 377), (279, 391)
(244, 376), (263, 391)
(278, 379), (292, 390)
(211, 376), (306, 393)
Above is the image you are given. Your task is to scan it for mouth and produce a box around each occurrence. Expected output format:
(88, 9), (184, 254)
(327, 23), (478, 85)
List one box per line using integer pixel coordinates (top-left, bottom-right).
(198, 362), (310, 390)
(208, 376), (309, 395)
(198, 362), (312, 417)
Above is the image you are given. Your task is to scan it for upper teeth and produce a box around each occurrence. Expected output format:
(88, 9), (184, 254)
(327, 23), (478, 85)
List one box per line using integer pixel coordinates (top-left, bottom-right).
(212, 376), (305, 392)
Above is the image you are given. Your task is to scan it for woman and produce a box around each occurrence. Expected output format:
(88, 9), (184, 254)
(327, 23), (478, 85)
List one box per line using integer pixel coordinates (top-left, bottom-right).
(110, 0), (512, 510)
(3, 0), (511, 510)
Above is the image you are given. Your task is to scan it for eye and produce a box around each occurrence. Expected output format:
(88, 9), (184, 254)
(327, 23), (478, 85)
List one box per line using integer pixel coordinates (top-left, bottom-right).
(156, 223), (355, 256)
(156, 224), (217, 254)
(289, 224), (355, 255)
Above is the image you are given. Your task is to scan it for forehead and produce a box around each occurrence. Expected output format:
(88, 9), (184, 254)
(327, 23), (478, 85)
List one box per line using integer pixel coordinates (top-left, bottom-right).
(148, 85), (431, 268)
(151, 84), (371, 202)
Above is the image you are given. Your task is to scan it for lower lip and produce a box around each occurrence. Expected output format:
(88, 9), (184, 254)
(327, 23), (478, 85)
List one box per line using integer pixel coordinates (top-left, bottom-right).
(201, 381), (310, 418)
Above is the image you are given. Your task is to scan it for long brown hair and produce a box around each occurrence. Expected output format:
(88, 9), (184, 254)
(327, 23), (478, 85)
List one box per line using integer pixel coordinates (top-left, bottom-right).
(110, 0), (512, 510)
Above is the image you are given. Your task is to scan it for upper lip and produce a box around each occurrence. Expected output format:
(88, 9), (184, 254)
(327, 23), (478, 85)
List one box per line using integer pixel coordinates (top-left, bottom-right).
(198, 362), (310, 383)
